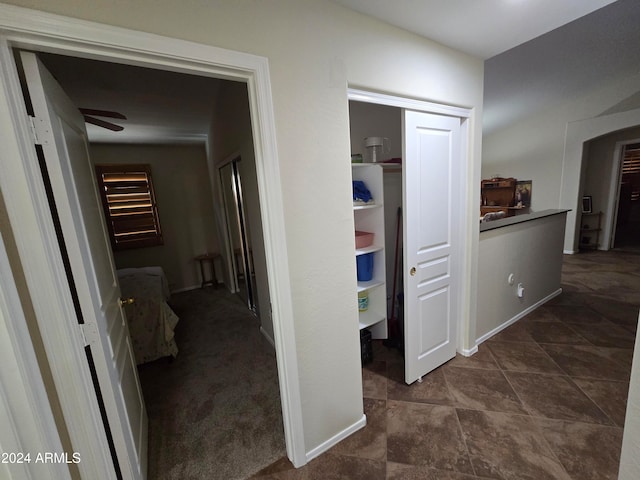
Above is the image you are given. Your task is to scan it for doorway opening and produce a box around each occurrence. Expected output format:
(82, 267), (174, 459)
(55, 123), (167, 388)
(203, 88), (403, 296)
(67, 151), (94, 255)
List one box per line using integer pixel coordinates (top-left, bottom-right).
(28, 50), (284, 477)
(612, 142), (640, 251)
(0, 13), (304, 475)
(347, 88), (473, 387)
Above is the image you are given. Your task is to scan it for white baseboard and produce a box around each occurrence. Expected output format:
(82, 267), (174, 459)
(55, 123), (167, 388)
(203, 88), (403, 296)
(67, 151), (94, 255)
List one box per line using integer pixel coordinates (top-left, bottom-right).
(260, 326), (275, 348)
(458, 345), (478, 357)
(475, 288), (563, 345)
(563, 249), (577, 255)
(305, 414), (367, 463)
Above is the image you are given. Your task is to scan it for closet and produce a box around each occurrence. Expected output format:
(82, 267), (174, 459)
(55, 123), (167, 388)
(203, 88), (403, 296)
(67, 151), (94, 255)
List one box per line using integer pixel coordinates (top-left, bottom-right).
(349, 93), (468, 384)
(350, 102), (403, 344)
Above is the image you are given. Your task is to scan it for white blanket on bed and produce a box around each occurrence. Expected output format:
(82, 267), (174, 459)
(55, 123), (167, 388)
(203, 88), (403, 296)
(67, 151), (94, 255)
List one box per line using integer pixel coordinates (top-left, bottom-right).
(117, 267), (179, 365)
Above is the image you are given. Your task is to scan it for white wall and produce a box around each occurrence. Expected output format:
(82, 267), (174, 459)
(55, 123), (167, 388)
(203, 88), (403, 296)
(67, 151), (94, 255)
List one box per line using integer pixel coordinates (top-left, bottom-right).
(348, 101), (402, 160)
(619, 312), (640, 480)
(2, 0), (484, 457)
(91, 143), (217, 292)
(208, 80), (274, 342)
(476, 212), (565, 342)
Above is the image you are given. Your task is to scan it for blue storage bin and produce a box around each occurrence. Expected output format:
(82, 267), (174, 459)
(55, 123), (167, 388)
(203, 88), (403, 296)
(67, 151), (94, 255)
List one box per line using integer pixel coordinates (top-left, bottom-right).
(356, 252), (374, 281)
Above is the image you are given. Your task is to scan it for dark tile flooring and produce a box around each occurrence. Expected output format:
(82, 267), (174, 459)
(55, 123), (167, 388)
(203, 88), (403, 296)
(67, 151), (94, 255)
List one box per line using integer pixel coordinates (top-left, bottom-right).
(252, 250), (639, 479)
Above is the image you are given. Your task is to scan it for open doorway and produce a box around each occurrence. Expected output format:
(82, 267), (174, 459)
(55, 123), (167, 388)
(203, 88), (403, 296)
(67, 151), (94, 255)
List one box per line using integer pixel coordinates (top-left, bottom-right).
(8, 45), (284, 478)
(347, 89), (472, 386)
(0, 12), (306, 476)
(33, 50), (285, 478)
(612, 142), (640, 251)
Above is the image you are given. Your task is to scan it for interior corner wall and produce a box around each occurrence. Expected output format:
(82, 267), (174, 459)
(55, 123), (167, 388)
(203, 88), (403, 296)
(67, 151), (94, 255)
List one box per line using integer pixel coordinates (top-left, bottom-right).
(4, 0), (484, 456)
(90, 143), (216, 292)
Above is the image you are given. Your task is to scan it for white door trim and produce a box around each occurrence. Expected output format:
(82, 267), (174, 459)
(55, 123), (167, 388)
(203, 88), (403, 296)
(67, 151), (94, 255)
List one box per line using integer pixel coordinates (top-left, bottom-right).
(347, 88), (476, 356)
(0, 229), (72, 480)
(0, 2), (305, 471)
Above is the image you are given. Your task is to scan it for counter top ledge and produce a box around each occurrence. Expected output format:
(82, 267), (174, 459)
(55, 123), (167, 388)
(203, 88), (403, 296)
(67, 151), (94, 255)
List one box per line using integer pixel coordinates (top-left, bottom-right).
(480, 209), (570, 232)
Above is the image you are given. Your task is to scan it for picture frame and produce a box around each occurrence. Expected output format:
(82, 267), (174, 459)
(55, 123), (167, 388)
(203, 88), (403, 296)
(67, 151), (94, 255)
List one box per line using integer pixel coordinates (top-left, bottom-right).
(515, 180), (532, 207)
(582, 195), (593, 214)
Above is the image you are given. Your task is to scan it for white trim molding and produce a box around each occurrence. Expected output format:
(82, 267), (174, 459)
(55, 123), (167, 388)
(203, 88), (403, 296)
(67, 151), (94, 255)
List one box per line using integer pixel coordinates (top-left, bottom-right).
(0, 2), (305, 471)
(305, 415), (367, 463)
(0, 228), (72, 480)
(475, 288), (562, 345)
(458, 345), (479, 357)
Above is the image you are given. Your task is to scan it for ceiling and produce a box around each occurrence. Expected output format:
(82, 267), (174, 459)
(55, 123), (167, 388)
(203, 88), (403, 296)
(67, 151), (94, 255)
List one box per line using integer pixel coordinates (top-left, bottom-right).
(332, 0), (618, 59)
(483, 0), (640, 134)
(39, 0), (640, 143)
(40, 53), (227, 144)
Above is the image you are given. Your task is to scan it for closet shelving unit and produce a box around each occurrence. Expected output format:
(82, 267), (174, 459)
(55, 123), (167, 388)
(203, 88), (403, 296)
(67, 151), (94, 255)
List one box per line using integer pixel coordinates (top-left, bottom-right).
(352, 163), (387, 339)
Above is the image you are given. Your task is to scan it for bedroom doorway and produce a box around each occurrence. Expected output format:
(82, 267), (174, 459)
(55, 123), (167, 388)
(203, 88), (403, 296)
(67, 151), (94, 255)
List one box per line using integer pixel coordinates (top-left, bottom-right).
(34, 53), (282, 477)
(0, 9), (305, 477)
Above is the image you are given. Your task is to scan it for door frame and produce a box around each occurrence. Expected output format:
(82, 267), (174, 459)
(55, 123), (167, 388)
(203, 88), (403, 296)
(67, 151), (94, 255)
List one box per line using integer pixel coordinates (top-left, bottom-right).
(0, 3), (305, 473)
(347, 88), (476, 357)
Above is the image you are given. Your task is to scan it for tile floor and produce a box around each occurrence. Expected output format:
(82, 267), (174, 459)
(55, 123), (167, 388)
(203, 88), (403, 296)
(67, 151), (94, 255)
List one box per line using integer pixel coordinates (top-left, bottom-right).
(251, 250), (639, 479)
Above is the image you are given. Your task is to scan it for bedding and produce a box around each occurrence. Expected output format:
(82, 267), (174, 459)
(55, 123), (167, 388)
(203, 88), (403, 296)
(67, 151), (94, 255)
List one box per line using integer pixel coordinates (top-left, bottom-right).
(117, 266), (179, 365)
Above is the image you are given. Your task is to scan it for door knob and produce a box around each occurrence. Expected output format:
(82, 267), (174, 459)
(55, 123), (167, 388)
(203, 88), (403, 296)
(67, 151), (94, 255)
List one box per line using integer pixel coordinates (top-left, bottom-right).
(118, 297), (135, 307)
(410, 267), (416, 276)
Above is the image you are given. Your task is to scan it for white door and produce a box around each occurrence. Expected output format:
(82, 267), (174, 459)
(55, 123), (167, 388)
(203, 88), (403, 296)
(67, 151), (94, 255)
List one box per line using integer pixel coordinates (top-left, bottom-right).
(403, 110), (461, 384)
(21, 51), (147, 479)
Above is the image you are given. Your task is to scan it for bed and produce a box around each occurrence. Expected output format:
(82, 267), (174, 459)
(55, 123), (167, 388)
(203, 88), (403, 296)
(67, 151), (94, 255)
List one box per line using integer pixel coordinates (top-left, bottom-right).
(117, 266), (180, 365)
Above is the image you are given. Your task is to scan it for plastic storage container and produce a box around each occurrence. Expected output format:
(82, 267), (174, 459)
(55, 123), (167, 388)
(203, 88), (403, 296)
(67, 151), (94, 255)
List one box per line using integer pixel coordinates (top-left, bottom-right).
(355, 230), (374, 249)
(356, 252), (374, 281)
(358, 290), (369, 311)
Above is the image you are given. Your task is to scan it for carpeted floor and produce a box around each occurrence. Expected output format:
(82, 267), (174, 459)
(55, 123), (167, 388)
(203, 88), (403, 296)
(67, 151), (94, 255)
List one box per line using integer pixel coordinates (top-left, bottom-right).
(137, 287), (286, 480)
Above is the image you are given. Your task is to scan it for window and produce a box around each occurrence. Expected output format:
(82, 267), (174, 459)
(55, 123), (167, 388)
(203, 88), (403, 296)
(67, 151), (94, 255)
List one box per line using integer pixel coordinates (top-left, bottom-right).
(95, 164), (163, 250)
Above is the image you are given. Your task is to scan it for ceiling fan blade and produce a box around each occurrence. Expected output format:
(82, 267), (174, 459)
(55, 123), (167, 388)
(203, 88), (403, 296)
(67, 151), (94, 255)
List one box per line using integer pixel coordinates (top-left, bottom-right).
(84, 115), (124, 132)
(79, 108), (127, 120)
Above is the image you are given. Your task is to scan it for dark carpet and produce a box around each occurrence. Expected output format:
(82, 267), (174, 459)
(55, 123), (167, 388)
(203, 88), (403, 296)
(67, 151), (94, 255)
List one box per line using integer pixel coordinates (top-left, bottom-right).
(138, 287), (286, 479)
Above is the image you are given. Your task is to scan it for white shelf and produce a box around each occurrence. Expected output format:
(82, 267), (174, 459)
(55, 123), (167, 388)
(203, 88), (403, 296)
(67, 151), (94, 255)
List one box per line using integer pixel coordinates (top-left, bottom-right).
(355, 244), (383, 256)
(356, 279), (384, 293)
(353, 203), (382, 211)
(358, 309), (386, 330)
(352, 163), (387, 340)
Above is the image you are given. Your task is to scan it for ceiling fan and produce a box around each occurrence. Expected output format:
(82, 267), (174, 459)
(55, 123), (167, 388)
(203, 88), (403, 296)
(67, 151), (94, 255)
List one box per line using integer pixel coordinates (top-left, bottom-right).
(79, 108), (127, 132)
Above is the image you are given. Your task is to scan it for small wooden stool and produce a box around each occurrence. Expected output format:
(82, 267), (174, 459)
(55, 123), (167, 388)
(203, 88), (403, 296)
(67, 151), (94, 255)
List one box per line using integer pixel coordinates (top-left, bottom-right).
(194, 253), (221, 288)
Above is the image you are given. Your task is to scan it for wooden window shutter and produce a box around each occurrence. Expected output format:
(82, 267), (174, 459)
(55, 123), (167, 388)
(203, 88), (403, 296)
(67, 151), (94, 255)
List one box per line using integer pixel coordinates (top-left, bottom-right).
(95, 164), (163, 250)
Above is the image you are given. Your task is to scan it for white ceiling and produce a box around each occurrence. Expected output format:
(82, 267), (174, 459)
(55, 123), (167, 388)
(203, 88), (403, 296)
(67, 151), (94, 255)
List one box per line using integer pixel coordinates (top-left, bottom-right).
(39, 0), (639, 143)
(332, 0), (618, 59)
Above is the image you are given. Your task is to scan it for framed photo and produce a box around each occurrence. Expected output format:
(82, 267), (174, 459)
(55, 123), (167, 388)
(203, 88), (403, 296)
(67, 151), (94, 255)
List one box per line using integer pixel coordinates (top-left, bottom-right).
(515, 180), (532, 207)
(582, 195), (593, 214)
